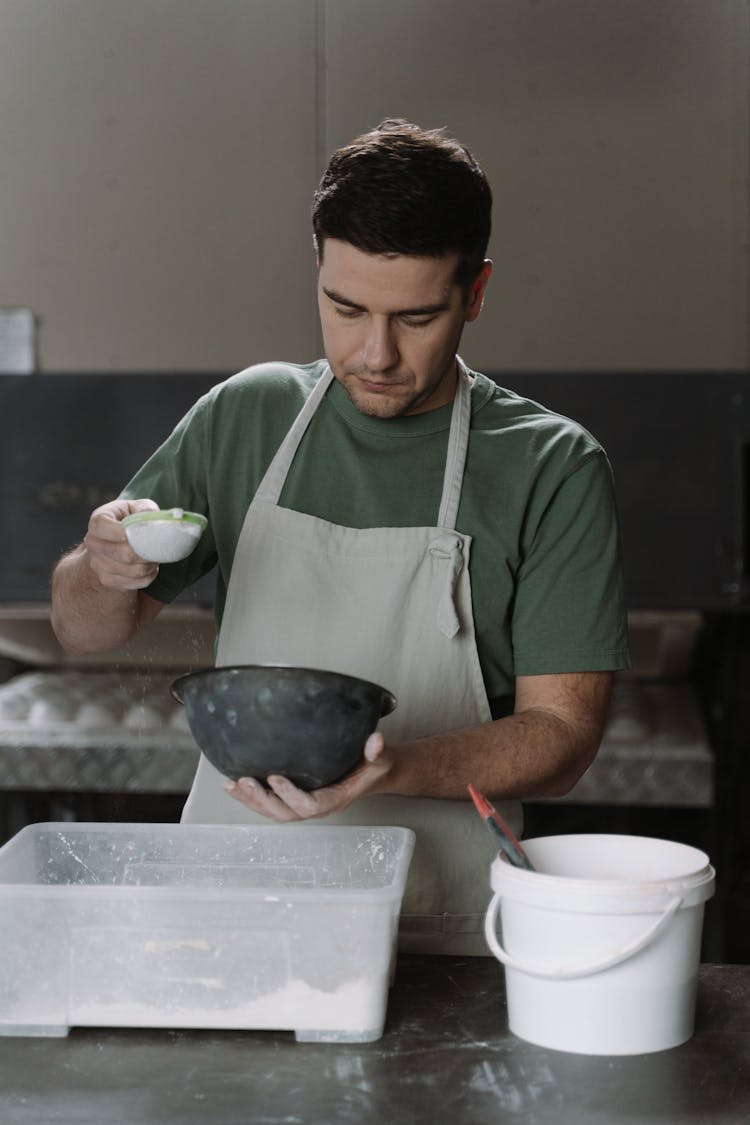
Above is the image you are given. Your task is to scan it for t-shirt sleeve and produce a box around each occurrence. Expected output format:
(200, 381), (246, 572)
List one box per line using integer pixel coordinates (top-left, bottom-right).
(120, 396), (218, 604)
(510, 451), (631, 674)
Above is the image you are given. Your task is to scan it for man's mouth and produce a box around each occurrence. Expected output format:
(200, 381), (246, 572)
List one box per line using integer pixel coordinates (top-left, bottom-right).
(356, 376), (403, 392)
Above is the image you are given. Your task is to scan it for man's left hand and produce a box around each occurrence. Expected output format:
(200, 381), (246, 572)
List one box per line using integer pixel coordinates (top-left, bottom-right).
(223, 732), (391, 822)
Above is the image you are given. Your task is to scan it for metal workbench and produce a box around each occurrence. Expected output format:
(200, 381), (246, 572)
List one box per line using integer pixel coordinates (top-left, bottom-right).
(0, 956), (747, 1125)
(0, 668), (714, 807)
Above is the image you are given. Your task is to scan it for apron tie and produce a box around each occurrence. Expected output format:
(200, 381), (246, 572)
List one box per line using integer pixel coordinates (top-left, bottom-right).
(429, 534), (465, 638)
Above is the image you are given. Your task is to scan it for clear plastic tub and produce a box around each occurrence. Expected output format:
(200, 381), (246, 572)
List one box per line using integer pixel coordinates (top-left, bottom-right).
(0, 822), (414, 1042)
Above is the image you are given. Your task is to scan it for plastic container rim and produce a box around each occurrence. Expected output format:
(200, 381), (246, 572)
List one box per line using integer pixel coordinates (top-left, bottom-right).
(0, 822), (416, 903)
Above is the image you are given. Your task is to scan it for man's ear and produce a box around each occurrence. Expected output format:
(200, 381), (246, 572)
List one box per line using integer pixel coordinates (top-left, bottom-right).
(466, 260), (493, 323)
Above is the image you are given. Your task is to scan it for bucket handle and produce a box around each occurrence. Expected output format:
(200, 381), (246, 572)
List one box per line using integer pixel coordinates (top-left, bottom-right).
(484, 891), (684, 981)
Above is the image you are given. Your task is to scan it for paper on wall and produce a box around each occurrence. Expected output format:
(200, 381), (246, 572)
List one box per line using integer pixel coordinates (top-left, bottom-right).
(0, 308), (35, 374)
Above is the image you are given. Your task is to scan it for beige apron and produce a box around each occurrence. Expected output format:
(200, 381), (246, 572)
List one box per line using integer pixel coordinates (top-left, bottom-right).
(181, 361), (522, 955)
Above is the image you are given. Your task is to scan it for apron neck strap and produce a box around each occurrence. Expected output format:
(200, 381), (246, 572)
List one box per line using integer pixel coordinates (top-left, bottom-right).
(437, 358), (472, 530)
(255, 359), (473, 528)
(254, 366), (335, 503)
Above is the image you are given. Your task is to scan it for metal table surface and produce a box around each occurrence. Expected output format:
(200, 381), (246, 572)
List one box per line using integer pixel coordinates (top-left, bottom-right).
(0, 671), (714, 807)
(0, 957), (747, 1125)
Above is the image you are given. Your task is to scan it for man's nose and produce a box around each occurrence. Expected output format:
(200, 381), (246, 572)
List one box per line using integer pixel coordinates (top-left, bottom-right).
(362, 318), (399, 372)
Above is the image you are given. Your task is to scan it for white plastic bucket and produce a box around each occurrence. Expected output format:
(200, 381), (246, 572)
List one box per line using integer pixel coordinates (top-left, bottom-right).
(484, 834), (715, 1055)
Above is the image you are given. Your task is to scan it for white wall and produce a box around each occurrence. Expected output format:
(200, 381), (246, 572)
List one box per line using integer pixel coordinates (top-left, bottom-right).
(323, 0), (750, 372)
(0, 0), (748, 373)
(0, 0), (321, 370)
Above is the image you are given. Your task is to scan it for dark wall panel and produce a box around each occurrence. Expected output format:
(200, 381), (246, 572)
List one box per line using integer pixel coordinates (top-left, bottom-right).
(2, 371), (749, 610)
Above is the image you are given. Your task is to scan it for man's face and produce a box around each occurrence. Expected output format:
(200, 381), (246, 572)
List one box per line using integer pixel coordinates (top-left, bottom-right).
(317, 239), (491, 418)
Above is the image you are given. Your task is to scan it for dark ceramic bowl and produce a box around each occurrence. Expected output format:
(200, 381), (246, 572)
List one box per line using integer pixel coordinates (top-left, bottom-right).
(171, 664), (397, 790)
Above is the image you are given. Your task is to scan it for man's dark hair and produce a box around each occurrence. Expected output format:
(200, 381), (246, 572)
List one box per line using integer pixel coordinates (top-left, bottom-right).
(312, 119), (492, 292)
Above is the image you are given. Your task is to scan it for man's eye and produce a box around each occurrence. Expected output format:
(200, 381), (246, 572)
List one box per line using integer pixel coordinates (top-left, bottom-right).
(334, 306), (361, 319)
(401, 316), (435, 328)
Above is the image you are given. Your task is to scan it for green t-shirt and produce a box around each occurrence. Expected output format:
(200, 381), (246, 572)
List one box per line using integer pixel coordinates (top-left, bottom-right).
(122, 359), (630, 714)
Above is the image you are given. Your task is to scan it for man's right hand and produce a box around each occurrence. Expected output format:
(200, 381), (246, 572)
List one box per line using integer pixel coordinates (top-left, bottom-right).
(83, 498), (161, 590)
(51, 497), (166, 655)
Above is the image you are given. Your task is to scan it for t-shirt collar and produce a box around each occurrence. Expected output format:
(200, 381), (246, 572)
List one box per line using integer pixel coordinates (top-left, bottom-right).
(324, 360), (492, 436)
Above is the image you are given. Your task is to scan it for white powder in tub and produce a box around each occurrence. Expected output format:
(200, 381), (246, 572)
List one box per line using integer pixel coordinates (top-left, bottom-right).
(69, 976), (385, 1034)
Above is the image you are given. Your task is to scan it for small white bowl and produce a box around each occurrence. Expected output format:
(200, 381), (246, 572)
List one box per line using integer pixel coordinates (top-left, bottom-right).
(122, 508), (207, 564)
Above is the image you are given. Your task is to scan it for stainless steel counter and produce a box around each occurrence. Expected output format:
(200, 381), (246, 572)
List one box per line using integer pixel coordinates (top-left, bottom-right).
(0, 670), (713, 806)
(0, 957), (746, 1125)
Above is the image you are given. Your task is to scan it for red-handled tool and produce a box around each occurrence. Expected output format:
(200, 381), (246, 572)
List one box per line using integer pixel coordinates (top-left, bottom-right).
(468, 783), (536, 871)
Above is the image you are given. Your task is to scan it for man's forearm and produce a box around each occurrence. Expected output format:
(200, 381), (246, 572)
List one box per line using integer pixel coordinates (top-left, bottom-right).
(225, 673), (613, 823)
(51, 546), (142, 655)
(372, 707), (599, 802)
(372, 671), (613, 803)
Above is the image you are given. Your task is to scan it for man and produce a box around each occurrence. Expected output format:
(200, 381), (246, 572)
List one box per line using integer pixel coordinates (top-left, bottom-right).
(51, 120), (630, 954)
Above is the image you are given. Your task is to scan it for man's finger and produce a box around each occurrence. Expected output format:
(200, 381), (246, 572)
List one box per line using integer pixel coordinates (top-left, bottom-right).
(224, 777), (301, 823)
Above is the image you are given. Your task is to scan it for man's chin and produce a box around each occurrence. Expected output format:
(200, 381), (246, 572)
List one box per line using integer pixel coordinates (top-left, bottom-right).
(340, 377), (412, 418)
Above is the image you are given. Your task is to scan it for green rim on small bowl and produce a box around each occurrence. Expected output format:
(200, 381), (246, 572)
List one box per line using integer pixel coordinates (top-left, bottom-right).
(122, 508), (207, 529)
